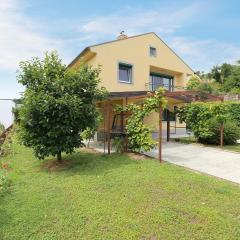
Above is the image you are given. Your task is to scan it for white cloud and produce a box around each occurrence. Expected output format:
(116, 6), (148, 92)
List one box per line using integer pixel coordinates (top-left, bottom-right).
(78, 4), (199, 38)
(168, 37), (240, 71)
(0, 0), (61, 71)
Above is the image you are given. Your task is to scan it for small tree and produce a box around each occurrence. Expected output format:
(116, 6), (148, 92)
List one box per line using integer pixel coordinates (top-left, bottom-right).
(186, 75), (201, 90)
(177, 102), (240, 146)
(18, 51), (107, 162)
(212, 103), (229, 147)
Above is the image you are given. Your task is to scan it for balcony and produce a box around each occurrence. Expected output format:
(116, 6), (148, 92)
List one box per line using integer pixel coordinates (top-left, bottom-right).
(148, 73), (174, 92)
(148, 82), (174, 92)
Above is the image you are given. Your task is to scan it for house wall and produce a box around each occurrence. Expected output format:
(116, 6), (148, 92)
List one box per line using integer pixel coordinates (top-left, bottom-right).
(70, 33), (193, 92)
(70, 33), (192, 134)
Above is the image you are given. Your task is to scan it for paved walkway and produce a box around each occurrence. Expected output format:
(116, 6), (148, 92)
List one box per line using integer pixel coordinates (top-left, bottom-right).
(144, 142), (240, 184)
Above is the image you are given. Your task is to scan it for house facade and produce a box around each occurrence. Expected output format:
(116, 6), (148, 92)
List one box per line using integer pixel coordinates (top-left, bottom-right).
(68, 32), (195, 141)
(69, 32), (194, 93)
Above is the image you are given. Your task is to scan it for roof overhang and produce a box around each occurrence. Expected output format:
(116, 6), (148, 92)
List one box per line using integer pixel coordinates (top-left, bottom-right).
(68, 47), (96, 68)
(98, 90), (223, 104)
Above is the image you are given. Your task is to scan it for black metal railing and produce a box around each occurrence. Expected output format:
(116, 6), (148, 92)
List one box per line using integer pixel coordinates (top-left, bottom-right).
(145, 82), (188, 92)
(146, 82), (174, 92)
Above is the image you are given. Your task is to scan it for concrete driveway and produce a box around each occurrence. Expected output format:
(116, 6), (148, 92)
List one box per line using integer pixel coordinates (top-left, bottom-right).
(145, 142), (240, 184)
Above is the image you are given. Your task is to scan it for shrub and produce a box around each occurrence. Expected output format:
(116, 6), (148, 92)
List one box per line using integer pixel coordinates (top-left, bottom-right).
(81, 127), (95, 148)
(116, 88), (167, 152)
(0, 123), (5, 134)
(0, 132), (13, 157)
(0, 170), (10, 195)
(177, 101), (240, 145)
(198, 118), (240, 145)
(226, 102), (240, 126)
(112, 137), (124, 153)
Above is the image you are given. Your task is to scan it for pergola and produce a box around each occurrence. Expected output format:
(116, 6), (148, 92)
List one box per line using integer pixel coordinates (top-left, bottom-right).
(96, 90), (223, 163)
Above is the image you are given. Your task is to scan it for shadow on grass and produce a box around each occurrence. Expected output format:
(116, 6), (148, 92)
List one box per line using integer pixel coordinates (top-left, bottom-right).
(40, 150), (138, 176)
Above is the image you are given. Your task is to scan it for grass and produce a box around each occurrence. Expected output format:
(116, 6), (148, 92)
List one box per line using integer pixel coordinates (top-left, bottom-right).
(175, 137), (240, 153)
(174, 136), (197, 144)
(223, 143), (240, 153)
(0, 136), (240, 239)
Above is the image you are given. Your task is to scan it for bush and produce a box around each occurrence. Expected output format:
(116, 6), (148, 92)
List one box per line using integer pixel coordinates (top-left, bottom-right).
(177, 102), (240, 145)
(198, 119), (240, 145)
(226, 102), (240, 126)
(0, 170), (10, 195)
(112, 137), (124, 153)
(0, 123), (5, 134)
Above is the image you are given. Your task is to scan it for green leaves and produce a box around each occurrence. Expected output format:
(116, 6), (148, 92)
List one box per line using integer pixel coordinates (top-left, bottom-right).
(18, 51), (107, 160)
(117, 88), (166, 152)
(0, 123), (5, 134)
(177, 101), (240, 144)
(186, 76), (201, 90)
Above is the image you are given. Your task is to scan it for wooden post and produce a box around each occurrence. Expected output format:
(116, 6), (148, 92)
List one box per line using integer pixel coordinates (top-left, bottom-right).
(120, 101), (124, 134)
(107, 100), (111, 154)
(158, 106), (163, 163)
(123, 97), (128, 152)
(166, 109), (170, 142)
(103, 103), (106, 154)
(220, 123), (224, 148)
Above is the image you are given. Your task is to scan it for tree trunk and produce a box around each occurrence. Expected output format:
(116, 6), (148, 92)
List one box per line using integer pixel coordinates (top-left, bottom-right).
(57, 151), (62, 163)
(220, 123), (224, 148)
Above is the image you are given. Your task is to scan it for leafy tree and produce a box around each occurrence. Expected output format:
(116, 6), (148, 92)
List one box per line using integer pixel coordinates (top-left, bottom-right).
(209, 63), (233, 84)
(18, 51), (107, 162)
(223, 64), (240, 93)
(195, 61), (240, 94)
(198, 118), (240, 145)
(212, 103), (229, 147)
(186, 76), (221, 96)
(186, 76), (201, 90)
(177, 102), (240, 146)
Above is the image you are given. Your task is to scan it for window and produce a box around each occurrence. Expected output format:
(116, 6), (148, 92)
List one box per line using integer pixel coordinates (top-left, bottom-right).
(149, 47), (157, 57)
(118, 63), (132, 83)
(149, 73), (174, 91)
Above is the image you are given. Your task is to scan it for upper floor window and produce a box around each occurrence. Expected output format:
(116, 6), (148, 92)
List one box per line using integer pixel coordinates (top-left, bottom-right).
(149, 73), (174, 92)
(118, 63), (133, 83)
(149, 46), (157, 57)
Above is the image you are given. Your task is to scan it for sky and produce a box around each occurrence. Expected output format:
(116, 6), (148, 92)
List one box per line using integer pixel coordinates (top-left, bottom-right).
(0, 0), (240, 127)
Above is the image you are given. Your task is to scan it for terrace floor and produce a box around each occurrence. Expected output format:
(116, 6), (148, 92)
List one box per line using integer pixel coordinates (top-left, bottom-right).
(145, 142), (240, 184)
(91, 141), (240, 184)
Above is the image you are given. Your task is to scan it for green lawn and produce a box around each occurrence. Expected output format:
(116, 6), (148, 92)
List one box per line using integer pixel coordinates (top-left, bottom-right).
(223, 143), (240, 153)
(1, 137), (240, 239)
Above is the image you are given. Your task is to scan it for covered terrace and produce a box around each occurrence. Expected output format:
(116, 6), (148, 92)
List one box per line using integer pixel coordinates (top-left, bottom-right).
(95, 90), (223, 162)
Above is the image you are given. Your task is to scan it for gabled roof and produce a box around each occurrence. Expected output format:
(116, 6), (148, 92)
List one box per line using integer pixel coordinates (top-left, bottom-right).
(68, 32), (194, 73)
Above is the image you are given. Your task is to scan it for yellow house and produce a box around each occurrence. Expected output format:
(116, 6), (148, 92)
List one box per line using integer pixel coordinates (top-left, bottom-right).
(68, 32), (197, 142)
(68, 31), (224, 158)
(69, 32), (194, 92)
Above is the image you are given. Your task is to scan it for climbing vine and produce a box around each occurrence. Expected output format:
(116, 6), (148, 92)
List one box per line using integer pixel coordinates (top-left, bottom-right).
(116, 88), (167, 152)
